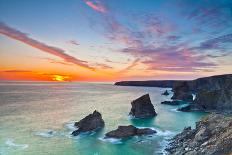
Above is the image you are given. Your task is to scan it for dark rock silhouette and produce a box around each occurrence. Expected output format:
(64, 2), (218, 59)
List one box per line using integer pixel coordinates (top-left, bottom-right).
(161, 100), (183, 106)
(171, 81), (193, 102)
(162, 90), (169, 96)
(72, 110), (105, 136)
(129, 94), (157, 118)
(105, 125), (156, 138)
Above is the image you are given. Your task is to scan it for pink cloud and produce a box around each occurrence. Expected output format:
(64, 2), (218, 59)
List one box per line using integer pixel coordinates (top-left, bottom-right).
(84, 0), (107, 13)
(0, 22), (93, 70)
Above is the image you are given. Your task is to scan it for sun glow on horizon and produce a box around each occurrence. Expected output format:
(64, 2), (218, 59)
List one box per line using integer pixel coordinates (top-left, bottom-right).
(52, 75), (70, 82)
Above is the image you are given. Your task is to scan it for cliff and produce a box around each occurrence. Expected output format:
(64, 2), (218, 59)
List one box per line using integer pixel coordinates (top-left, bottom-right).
(115, 74), (232, 92)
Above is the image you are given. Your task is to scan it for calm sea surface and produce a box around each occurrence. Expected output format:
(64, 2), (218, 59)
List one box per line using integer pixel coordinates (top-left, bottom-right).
(0, 82), (206, 155)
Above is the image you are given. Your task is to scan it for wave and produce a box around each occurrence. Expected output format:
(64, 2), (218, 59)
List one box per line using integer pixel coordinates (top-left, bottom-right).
(35, 130), (57, 138)
(98, 137), (122, 144)
(5, 139), (28, 150)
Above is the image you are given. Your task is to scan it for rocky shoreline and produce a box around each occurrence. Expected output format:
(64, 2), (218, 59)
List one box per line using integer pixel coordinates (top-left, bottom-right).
(166, 114), (232, 155)
(116, 74), (232, 154)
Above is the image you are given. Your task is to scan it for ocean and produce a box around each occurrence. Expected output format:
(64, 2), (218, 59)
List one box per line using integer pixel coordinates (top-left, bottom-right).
(0, 82), (206, 155)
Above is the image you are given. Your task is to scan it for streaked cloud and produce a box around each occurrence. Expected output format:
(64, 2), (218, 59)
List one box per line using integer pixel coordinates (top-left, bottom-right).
(0, 22), (93, 70)
(83, 0), (107, 13)
(1, 70), (33, 73)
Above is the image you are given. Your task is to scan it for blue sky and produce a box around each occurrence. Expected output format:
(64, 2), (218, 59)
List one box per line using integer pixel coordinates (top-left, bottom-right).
(0, 0), (232, 81)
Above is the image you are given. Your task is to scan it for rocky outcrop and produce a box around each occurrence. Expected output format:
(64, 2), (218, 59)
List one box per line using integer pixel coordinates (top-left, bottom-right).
(72, 110), (105, 136)
(162, 90), (169, 96)
(166, 114), (232, 155)
(129, 94), (157, 118)
(161, 100), (183, 106)
(105, 125), (156, 139)
(171, 81), (193, 102)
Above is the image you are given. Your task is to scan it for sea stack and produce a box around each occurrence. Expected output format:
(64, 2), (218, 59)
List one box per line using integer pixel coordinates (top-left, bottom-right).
(162, 90), (169, 96)
(105, 125), (156, 139)
(72, 110), (105, 136)
(129, 94), (157, 118)
(171, 81), (193, 102)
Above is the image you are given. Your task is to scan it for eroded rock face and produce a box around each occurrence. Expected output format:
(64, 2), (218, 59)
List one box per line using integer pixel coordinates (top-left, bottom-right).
(105, 125), (156, 139)
(129, 94), (157, 118)
(193, 89), (232, 113)
(72, 110), (105, 136)
(171, 82), (193, 102)
(166, 114), (232, 155)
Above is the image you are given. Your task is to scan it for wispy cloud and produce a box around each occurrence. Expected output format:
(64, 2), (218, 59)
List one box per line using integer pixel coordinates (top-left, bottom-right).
(83, 0), (107, 13)
(1, 70), (33, 73)
(68, 40), (80, 46)
(197, 33), (232, 50)
(0, 22), (93, 70)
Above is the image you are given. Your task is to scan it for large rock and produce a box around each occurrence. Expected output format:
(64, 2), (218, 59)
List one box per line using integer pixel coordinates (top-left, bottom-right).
(171, 81), (193, 102)
(105, 125), (156, 139)
(129, 94), (157, 118)
(72, 110), (105, 136)
(166, 114), (232, 155)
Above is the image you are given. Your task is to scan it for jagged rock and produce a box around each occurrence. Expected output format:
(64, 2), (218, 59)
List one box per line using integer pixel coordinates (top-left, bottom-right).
(129, 94), (157, 118)
(166, 114), (232, 155)
(178, 105), (192, 112)
(105, 125), (156, 139)
(161, 100), (183, 105)
(162, 90), (169, 96)
(171, 81), (193, 102)
(72, 110), (104, 136)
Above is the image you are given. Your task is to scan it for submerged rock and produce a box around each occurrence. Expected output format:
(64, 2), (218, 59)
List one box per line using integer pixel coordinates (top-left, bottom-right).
(161, 100), (182, 106)
(72, 110), (105, 136)
(129, 94), (157, 118)
(105, 125), (156, 139)
(162, 90), (169, 96)
(166, 114), (232, 155)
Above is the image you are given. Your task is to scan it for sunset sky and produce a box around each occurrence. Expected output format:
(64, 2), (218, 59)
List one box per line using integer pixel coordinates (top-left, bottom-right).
(0, 0), (232, 81)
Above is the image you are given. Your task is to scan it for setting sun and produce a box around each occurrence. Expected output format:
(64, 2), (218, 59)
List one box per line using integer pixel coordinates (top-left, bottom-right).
(52, 75), (69, 82)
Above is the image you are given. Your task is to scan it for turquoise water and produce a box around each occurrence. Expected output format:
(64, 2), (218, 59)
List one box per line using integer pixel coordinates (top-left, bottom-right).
(0, 82), (206, 155)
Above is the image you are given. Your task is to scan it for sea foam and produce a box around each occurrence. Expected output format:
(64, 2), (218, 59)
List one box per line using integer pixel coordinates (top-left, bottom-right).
(5, 139), (28, 150)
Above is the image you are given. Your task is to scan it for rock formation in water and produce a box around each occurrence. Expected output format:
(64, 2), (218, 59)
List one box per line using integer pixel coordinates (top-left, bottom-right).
(171, 81), (193, 102)
(162, 90), (169, 96)
(105, 125), (156, 139)
(117, 74), (232, 113)
(161, 100), (183, 106)
(129, 94), (157, 118)
(72, 110), (105, 136)
(166, 114), (232, 155)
